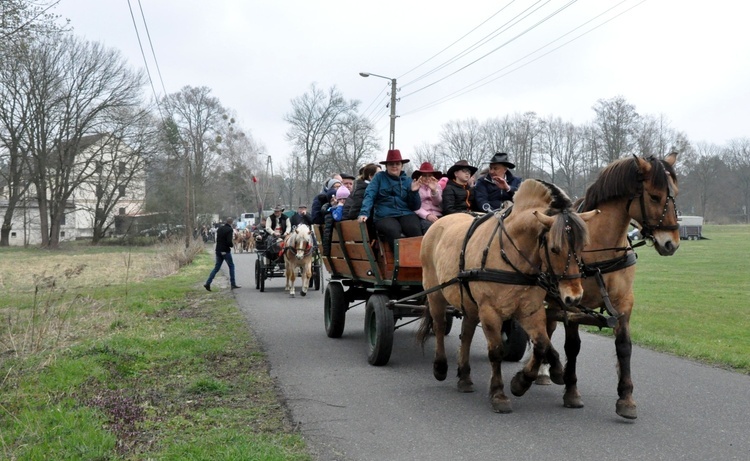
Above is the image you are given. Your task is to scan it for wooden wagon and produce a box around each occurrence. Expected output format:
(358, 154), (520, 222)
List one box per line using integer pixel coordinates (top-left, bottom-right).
(313, 220), (528, 366)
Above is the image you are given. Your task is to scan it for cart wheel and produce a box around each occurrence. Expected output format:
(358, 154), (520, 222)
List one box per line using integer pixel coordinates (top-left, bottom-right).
(502, 319), (529, 362)
(365, 294), (395, 366)
(444, 314), (454, 336)
(259, 260), (266, 292)
(324, 282), (347, 338)
(254, 259), (261, 289)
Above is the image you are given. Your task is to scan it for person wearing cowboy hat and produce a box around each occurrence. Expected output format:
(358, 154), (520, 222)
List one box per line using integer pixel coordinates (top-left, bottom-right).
(442, 159), (478, 216)
(411, 162), (444, 232)
(473, 152), (522, 212)
(265, 205), (290, 238)
(358, 149), (422, 250)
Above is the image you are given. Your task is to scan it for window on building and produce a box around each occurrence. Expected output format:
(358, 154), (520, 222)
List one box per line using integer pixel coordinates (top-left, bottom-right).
(119, 185), (126, 197)
(119, 161), (127, 175)
(119, 207), (126, 215)
(60, 231), (65, 238)
(60, 214), (66, 225)
(11, 232), (16, 238)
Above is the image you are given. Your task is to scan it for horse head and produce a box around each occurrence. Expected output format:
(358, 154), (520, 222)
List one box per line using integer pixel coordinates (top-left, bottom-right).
(287, 224), (313, 260)
(533, 207), (599, 307)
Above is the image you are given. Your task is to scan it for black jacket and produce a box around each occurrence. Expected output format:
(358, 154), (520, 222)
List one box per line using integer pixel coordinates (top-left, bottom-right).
(290, 212), (313, 228)
(344, 180), (369, 220)
(215, 223), (234, 253)
(442, 180), (474, 215)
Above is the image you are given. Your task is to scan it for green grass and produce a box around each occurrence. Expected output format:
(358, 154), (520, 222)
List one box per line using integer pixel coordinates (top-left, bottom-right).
(614, 224), (750, 373)
(0, 245), (311, 460)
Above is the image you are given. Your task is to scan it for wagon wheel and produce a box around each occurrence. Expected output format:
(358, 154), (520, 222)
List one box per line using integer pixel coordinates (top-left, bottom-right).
(259, 258), (266, 292)
(254, 259), (261, 290)
(324, 282), (347, 338)
(365, 294), (395, 366)
(501, 319), (529, 362)
(312, 264), (322, 291)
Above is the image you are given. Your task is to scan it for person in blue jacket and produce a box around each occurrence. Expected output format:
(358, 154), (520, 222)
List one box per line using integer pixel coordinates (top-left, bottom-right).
(311, 178), (342, 224)
(473, 152), (522, 212)
(358, 149), (422, 250)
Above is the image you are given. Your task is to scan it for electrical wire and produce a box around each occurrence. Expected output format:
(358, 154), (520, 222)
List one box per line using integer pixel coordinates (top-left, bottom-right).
(401, 0), (645, 117)
(136, 0), (168, 97)
(126, 0), (162, 116)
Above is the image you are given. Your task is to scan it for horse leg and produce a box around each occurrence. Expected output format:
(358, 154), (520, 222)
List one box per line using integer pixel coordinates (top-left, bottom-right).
(511, 309), (562, 397)
(536, 310), (560, 385)
(480, 316), (511, 413)
(300, 260), (311, 296)
(562, 322), (584, 409)
(285, 260), (295, 297)
(456, 311), (479, 393)
(426, 292), (450, 382)
(614, 315), (637, 419)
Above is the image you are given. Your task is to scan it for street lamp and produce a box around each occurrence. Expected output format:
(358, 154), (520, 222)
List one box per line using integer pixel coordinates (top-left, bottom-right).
(359, 72), (397, 150)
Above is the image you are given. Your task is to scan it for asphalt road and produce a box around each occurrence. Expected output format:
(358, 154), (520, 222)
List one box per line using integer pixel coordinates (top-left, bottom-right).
(224, 252), (749, 461)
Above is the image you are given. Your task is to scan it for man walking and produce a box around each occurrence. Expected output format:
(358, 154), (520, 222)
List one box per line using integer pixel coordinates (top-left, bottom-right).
(204, 217), (240, 291)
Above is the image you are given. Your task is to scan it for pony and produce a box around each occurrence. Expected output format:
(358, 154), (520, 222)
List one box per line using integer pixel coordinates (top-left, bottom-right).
(283, 224), (314, 297)
(538, 153), (680, 420)
(418, 179), (599, 413)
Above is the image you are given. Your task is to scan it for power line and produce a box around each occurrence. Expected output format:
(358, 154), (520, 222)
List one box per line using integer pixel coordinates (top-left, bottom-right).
(126, 0), (161, 113)
(400, 0), (578, 99)
(401, 0), (645, 117)
(136, 0), (168, 97)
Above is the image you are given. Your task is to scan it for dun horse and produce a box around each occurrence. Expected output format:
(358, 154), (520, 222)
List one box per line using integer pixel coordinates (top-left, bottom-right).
(539, 153), (680, 419)
(283, 224), (314, 297)
(418, 179), (599, 413)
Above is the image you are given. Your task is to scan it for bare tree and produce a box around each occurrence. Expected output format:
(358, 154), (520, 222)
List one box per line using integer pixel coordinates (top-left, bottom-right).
(723, 138), (750, 223)
(322, 113), (380, 180)
(683, 143), (724, 219)
(284, 83), (358, 200)
(506, 112), (540, 178)
(592, 96), (639, 163)
(22, 35), (146, 248)
(438, 118), (484, 167)
(538, 116), (584, 196)
(412, 142), (444, 170)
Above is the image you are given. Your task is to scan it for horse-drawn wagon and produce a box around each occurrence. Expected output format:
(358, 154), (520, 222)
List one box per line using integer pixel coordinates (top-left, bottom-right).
(254, 227), (322, 293)
(313, 219), (529, 366)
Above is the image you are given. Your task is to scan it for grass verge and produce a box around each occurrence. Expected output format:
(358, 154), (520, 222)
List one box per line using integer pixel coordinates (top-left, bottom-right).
(0, 242), (311, 460)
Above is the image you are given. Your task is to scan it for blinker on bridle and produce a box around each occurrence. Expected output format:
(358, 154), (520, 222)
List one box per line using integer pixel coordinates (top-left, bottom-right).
(625, 158), (679, 240)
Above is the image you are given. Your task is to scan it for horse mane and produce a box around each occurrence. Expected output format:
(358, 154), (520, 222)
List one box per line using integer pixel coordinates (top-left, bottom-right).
(513, 179), (573, 214)
(512, 179), (588, 253)
(581, 155), (677, 211)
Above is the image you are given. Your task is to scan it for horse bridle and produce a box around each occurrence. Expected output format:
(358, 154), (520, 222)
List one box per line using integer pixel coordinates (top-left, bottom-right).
(286, 234), (313, 258)
(625, 157), (679, 240)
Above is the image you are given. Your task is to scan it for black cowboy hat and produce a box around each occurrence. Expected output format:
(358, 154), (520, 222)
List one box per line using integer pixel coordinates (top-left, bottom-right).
(488, 152), (515, 169)
(446, 159), (478, 180)
(273, 204), (284, 212)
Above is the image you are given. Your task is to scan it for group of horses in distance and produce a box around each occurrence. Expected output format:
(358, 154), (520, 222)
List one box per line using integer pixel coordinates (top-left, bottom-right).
(418, 153), (680, 419)
(233, 227), (255, 253)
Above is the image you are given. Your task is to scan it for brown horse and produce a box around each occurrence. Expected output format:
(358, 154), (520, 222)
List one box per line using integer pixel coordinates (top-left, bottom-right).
(283, 224), (314, 297)
(418, 179), (599, 413)
(539, 153), (680, 420)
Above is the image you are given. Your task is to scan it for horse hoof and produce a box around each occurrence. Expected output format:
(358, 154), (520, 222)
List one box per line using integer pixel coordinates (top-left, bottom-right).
(510, 373), (531, 397)
(616, 400), (638, 419)
(563, 391), (584, 409)
(457, 379), (474, 393)
(549, 367), (565, 386)
(433, 360), (448, 381)
(491, 397), (513, 414)
(300, 291), (307, 297)
(535, 375), (553, 385)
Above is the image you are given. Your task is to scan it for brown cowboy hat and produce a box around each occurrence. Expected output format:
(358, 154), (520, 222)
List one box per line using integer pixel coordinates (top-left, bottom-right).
(379, 149), (410, 165)
(446, 160), (478, 180)
(488, 152), (515, 169)
(411, 161), (443, 180)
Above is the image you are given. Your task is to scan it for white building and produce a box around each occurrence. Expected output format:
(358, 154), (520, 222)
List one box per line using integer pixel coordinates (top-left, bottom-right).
(0, 134), (146, 246)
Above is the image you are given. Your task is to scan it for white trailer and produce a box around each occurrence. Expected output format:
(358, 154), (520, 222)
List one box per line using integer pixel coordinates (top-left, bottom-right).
(677, 215), (703, 240)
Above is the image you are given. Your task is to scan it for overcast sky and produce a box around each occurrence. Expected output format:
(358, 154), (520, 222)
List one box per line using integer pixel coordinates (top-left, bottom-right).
(53, 0), (750, 167)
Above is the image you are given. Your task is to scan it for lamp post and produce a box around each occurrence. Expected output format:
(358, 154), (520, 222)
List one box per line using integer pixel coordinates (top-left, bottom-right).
(359, 72), (397, 150)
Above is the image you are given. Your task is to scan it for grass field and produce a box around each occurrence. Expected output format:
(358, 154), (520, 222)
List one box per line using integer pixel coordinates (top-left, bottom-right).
(0, 241), (311, 460)
(0, 225), (748, 459)
(628, 224), (750, 372)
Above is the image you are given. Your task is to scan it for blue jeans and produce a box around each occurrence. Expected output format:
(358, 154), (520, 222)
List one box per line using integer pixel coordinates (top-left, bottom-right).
(206, 251), (237, 286)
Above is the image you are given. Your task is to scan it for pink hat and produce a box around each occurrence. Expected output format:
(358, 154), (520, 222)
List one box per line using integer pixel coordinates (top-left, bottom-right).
(379, 149), (410, 165)
(335, 186), (350, 200)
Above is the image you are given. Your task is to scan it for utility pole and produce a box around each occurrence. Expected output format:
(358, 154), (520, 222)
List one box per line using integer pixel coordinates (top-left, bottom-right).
(360, 72), (398, 150)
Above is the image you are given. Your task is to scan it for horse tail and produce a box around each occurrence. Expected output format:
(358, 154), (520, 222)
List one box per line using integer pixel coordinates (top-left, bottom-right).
(416, 305), (434, 350)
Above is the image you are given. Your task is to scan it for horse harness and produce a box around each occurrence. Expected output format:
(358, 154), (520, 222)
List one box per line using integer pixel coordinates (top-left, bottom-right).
(427, 207), (586, 313)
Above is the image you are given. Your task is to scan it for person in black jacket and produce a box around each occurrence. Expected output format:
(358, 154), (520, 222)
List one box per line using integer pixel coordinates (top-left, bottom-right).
(290, 204), (313, 228)
(442, 160), (478, 216)
(344, 163), (381, 220)
(204, 217), (240, 291)
(473, 152), (522, 211)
